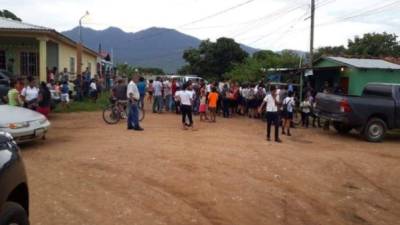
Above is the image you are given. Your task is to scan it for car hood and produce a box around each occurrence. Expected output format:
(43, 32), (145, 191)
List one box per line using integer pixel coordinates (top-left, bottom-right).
(0, 105), (46, 124)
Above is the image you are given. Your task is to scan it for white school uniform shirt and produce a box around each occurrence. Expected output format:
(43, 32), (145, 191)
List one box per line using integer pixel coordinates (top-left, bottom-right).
(163, 80), (172, 96)
(206, 84), (212, 93)
(153, 81), (163, 96)
(21, 86), (39, 101)
(283, 97), (295, 113)
(90, 82), (97, 91)
(177, 90), (192, 106)
(301, 100), (312, 113)
(263, 94), (279, 112)
(174, 90), (181, 101)
(187, 90), (195, 99)
(127, 81), (140, 100)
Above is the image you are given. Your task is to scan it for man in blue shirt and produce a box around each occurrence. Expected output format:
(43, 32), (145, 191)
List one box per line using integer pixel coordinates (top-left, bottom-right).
(137, 77), (147, 109)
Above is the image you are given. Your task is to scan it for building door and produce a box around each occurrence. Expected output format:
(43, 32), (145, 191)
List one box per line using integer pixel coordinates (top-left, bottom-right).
(0, 51), (5, 70)
(20, 52), (38, 77)
(340, 77), (349, 94)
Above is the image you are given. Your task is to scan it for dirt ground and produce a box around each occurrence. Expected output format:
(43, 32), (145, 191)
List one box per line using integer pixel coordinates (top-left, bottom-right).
(20, 110), (400, 225)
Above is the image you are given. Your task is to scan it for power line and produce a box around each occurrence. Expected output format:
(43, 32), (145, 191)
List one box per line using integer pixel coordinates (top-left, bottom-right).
(124, 0), (258, 42)
(180, 0), (257, 28)
(264, 0), (400, 43)
(243, 0), (334, 47)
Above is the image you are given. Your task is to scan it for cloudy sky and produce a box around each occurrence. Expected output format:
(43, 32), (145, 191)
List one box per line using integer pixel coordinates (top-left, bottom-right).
(1, 0), (400, 51)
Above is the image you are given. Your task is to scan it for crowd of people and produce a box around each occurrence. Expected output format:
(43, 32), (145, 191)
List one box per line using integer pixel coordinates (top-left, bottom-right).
(2, 70), (330, 143)
(2, 67), (103, 118)
(112, 76), (328, 142)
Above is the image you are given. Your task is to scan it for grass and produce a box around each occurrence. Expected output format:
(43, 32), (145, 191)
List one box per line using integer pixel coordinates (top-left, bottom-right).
(53, 91), (110, 113)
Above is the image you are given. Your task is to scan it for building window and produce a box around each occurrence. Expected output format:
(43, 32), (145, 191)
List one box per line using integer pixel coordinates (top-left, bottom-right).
(0, 51), (5, 69)
(20, 52), (38, 77)
(87, 62), (92, 73)
(69, 57), (75, 74)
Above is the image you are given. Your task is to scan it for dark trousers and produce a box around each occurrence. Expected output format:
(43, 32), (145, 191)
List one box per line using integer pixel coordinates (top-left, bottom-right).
(302, 112), (310, 128)
(266, 112), (279, 140)
(181, 105), (193, 126)
(139, 94), (145, 109)
(128, 102), (139, 128)
(175, 101), (181, 114)
(223, 98), (230, 118)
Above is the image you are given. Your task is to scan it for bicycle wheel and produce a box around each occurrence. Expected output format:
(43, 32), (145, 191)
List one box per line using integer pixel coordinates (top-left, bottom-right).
(139, 108), (145, 121)
(103, 105), (121, 124)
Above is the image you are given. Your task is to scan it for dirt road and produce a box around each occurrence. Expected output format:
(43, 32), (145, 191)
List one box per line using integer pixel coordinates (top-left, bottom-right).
(20, 111), (400, 225)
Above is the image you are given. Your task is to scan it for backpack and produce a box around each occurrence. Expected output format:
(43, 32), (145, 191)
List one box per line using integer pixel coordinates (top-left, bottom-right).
(282, 98), (292, 113)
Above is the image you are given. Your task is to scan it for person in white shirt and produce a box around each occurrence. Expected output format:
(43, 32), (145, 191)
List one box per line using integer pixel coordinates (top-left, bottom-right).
(127, 78), (143, 131)
(258, 85), (282, 143)
(282, 91), (295, 136)
(152, 77), (163, 113)
(300, 95), (312, 128)
(89, 79), (98, 102)
(21, 77), (39, 110)
(175, 82), (194, 130)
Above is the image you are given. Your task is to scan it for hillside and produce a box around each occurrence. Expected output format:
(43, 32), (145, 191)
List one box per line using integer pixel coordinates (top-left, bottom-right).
(62, 26), (259, 73)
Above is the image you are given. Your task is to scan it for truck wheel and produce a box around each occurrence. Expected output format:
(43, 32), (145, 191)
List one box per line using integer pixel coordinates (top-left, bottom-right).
(363, 118), (387, 142)
(333, 122), (352, 134)
(0, 202), (29, 225)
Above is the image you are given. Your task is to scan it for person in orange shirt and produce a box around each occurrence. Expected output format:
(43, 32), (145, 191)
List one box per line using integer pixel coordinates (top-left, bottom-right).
(208, 87), (219, 122)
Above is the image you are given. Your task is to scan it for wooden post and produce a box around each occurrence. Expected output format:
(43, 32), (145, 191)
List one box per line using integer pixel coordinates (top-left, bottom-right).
(38, 37), (47, 82)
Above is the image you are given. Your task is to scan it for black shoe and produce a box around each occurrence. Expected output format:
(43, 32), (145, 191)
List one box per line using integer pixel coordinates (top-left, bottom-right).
(275, 139), (283, 143)
(127, 126), (134, 130)
(133, 126), (144, 131)
(267, 137), (271, 141)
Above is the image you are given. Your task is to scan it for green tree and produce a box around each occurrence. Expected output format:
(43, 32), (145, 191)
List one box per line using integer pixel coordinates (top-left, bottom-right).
(226, 50), (301, 83)
(347, 32), (400, 57)
(0, 10), (22, 21)
(315, 45), (346, 59)
(181, 38), (248, 80)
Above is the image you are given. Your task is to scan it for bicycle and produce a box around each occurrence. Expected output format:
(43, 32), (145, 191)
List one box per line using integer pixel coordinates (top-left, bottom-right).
(103, 99), (145, 124)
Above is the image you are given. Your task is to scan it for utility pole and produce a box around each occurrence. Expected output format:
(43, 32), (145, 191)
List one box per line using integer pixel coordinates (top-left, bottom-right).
(77, 11), (89, 77)
(300, 0), (315, 101)
(309, 0), (315, 67)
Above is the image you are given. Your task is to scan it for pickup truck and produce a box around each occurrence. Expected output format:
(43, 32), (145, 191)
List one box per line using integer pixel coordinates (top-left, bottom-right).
(315, 83), (400, 142)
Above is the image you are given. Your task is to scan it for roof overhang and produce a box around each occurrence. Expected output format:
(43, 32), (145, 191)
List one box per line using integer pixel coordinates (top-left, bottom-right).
(0, 28), (99, 58)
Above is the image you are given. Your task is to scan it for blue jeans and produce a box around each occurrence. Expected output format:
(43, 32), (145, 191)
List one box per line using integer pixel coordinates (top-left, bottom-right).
(165, 95), (172, 111)
(128, 101), (139, 128)
(153, 95), (163, 112)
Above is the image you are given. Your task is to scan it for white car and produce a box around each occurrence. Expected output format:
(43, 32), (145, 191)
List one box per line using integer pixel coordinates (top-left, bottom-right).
(0, 105), (50, 143)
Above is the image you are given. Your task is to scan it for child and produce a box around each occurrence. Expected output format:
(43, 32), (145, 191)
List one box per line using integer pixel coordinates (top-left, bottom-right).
(89, 79), (98, 103)
(300, 98), (312, 128)
(282, 91), (295, 136)
(199, 89), (208, 121)
(208, 87), (219, 123)
(60, 81), (70, 109)
(147, 80), (154, 103)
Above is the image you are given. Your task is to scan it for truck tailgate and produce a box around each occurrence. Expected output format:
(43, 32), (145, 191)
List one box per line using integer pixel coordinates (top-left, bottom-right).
(316, 93), (344, 114)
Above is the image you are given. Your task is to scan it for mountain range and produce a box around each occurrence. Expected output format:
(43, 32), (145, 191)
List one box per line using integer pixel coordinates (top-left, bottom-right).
(62, 26), (259, 73)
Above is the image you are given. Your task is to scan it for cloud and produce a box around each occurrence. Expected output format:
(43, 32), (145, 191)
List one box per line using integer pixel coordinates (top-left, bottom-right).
(1, 0), (399, 51)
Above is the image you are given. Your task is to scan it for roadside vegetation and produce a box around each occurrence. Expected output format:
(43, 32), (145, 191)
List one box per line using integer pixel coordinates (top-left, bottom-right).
(53, 91), (110, 113)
